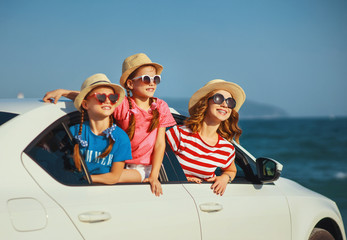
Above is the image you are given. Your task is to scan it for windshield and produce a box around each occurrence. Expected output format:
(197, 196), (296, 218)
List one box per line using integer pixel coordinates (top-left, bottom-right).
(0, 112), (18, 126)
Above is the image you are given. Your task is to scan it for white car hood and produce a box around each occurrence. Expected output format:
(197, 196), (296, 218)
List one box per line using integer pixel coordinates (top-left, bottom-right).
(275, 177), (331, 201)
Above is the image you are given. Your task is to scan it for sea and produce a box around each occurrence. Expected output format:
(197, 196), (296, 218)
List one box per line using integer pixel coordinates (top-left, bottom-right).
(164, 98), (347, 231)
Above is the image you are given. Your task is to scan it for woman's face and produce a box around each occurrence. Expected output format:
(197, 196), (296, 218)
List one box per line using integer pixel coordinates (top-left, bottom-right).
(205, 90), (233, 124)
(126, 65), (157, 100)
(82, 86), (117, 119)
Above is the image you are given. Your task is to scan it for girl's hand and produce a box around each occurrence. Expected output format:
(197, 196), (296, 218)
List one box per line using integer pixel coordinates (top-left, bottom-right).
(187, 177), (202, 184)
(206, 174), (229, 196)
(43, 89), (67, 104)
(43, 89), (79, 104)
(143, 177), (163, 197)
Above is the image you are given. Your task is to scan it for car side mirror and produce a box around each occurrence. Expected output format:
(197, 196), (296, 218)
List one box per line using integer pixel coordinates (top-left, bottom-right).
(256, 157), (283, 183)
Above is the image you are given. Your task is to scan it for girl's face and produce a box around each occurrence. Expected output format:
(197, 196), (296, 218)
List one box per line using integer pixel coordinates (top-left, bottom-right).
(205, 90), (232, 123)
(127, 65), (157, 100)
(82, 86), (117, 119)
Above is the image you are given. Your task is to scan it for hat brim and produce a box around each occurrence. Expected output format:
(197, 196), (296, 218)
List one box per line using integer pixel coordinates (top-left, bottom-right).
(74, 83), (125, 112)
(188, 81), (246, 115)
(119, 63), (163, 87)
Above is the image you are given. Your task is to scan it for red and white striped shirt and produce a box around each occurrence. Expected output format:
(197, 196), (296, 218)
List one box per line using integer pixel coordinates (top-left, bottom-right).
(166, 125), (235, 180)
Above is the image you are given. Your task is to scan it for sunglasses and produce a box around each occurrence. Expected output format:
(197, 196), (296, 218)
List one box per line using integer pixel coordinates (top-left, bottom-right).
(209, 93), (236, 109)
(86, 93), (119, 105)
(131, 75), (161, 85)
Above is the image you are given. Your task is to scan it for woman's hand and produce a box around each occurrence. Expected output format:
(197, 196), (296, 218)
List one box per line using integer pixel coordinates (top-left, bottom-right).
(207, 162), (237, 196)
(143, 177), (163, 197)
(187, 177), (202, 183)
(206, 174), (230, 196)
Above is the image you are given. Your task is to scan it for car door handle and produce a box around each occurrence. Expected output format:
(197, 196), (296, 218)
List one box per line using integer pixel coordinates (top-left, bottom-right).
(78, 211), (111, 223)
(199, 202), (223, 212)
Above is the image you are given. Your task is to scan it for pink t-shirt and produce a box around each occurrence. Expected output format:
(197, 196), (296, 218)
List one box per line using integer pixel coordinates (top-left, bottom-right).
(114, 97), (176, 165)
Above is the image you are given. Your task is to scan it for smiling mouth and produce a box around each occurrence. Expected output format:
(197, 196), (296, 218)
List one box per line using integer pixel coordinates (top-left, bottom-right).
(146, 88), (155, 92)
(217, 109), (228, 115)
(101, 106), (112, 110)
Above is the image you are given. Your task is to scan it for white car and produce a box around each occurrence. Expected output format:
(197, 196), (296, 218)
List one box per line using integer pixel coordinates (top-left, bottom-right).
(0, 99), (345, 240)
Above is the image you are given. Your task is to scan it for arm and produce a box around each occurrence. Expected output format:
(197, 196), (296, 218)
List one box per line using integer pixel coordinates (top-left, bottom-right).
(143, 127), (166, 196)
(187, 176), (203, 183)
(91, 161), (125, 184)
(206, 161), (237, 196)
(43, 89), (80, 104)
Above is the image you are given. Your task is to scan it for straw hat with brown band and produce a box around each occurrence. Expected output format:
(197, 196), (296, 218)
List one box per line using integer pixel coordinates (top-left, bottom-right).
(119, 53), (163, 88)
(188, 79), (246, 115)
(74, 73), (125, 112)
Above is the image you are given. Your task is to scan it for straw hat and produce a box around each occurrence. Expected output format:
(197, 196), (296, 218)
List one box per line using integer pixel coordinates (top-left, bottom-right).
(74, 73), (125, 112)
(188, 79), (246, 115)
(119, 53), (163, 87)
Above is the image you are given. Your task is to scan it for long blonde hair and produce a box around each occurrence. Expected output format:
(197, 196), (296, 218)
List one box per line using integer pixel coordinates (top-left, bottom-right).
(124, 65), (160, 140)
(184, 91), (242, 143)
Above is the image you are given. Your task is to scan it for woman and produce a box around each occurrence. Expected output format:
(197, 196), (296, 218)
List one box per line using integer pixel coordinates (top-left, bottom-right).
(166, 79), (246, 196)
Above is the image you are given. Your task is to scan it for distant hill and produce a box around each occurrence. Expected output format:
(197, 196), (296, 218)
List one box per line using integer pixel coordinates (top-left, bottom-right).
(239, 100), (289, 119)
(163, 97), (288, 119)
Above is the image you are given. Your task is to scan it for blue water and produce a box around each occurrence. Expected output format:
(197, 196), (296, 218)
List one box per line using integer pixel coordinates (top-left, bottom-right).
(165, 98), (347, 231)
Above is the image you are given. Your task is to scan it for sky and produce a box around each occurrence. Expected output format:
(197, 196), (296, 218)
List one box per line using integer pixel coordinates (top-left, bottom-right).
(0, 0), (346, 117)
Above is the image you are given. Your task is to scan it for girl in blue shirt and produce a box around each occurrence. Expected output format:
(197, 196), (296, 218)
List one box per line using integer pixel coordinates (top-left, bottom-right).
(70, 73), (132, 184)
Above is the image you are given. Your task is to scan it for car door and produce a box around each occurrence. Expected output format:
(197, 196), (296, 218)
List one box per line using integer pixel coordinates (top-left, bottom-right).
(22, 112), (201, 240)
(183, 182), (291, 240)
(166, 145), (292, 240)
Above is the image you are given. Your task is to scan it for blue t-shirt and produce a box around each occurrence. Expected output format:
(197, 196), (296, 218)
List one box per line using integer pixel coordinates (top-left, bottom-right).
(70, 122), (132, 175)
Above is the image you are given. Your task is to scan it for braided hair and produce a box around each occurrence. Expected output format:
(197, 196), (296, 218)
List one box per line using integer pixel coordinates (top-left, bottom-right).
(73, 93), (116, 172)
(125, 66), (160, 140)
(73, 109), (85, 171)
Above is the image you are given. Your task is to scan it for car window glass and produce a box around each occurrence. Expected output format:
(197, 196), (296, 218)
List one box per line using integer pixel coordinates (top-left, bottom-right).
(24, 111), (175, 186)
(24, 111), (256, 186)
(162, 143), (186, 182)
(24, 112), (90, 186)
(0, 112), (18, 126)
(214, 153), (247, 179)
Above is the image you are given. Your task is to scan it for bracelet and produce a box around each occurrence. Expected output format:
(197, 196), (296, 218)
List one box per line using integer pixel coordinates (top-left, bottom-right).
(223, 173), (232, 183)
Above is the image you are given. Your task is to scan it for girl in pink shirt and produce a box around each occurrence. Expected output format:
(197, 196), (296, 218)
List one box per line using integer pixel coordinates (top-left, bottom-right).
(115, 53), (176, 196)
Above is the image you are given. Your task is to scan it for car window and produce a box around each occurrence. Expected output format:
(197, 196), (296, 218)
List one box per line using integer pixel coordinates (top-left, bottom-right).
(23, 111), (176, 185)
(24, 112), (91, 186)
(0, 111), (18, 126)
(23, 111), (257, 186)
(161, 143), (187, 182)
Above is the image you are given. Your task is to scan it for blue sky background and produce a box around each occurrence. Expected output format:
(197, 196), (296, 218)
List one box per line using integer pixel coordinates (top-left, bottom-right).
(1, 0), (346, 117)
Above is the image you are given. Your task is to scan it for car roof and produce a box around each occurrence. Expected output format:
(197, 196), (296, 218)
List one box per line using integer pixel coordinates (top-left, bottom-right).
(0, 98), (181, 115)
(0, 98), (74, 115)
